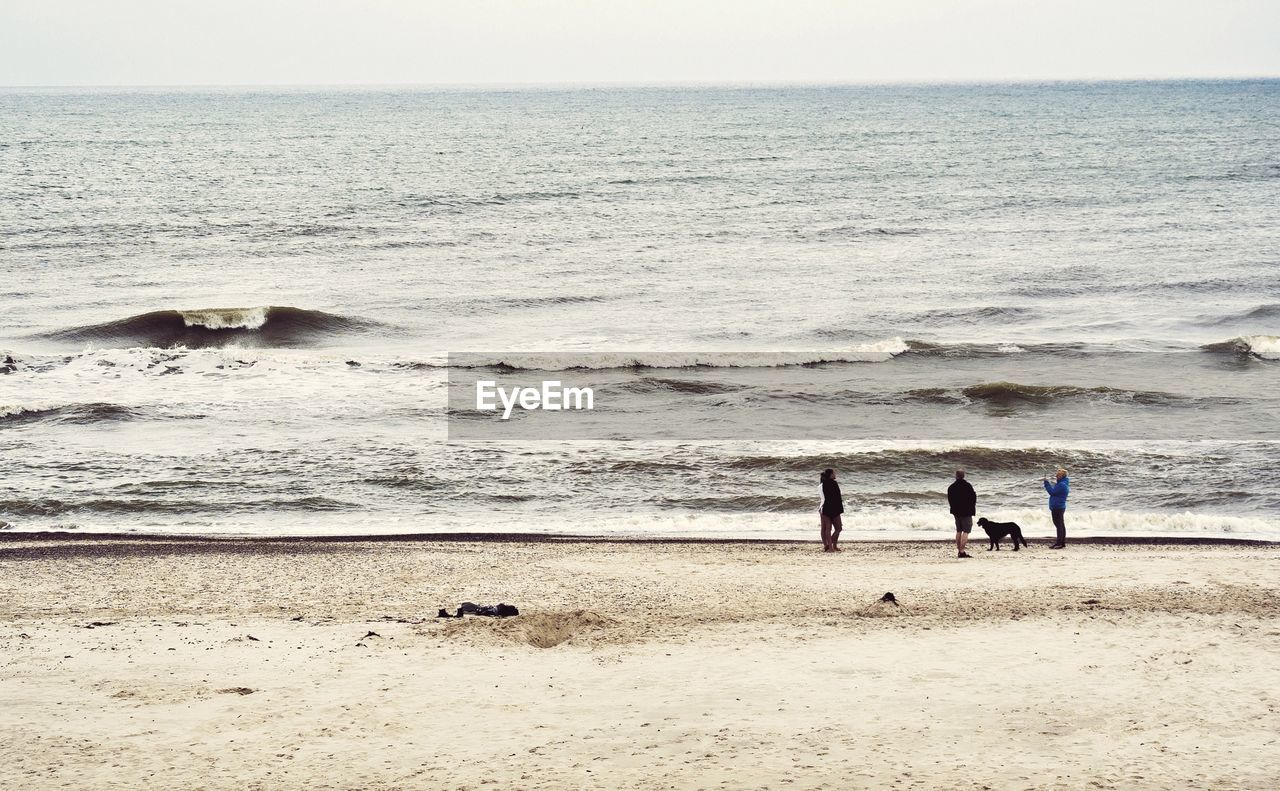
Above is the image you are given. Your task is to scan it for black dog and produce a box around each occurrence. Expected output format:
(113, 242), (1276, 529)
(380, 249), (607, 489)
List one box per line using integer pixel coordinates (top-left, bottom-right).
(977, 518), (1028, 551)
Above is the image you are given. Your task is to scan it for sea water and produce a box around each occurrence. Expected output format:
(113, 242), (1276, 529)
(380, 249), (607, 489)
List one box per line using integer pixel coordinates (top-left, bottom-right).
(1, 82), (1277, 538)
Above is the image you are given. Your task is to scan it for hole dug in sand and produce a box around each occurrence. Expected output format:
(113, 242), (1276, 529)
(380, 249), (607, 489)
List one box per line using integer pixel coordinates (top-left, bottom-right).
(513, 611), (615, 648)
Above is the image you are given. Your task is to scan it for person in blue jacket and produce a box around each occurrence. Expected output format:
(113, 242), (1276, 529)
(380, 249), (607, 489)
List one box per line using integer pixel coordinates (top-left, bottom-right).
(1043, 468), (1070, 549)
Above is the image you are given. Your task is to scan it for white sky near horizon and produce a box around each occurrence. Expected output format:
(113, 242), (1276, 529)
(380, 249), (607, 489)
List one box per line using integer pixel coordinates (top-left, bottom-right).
(1, 1), (1278, 87)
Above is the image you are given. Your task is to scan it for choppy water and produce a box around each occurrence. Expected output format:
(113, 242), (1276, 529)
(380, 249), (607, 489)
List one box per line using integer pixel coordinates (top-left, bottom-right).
(2, 81), (1278, 539)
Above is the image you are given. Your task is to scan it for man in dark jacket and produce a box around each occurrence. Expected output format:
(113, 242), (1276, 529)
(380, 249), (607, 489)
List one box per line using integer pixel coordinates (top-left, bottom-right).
(819, 468), (844, 552)
(947, 469), (977, 558)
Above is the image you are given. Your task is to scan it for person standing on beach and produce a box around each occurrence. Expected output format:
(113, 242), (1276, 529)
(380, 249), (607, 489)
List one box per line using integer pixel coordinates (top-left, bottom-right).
(819, 468), (844, 552)
(947, 469), (976, 558)
(1044, 468), (1070, 549)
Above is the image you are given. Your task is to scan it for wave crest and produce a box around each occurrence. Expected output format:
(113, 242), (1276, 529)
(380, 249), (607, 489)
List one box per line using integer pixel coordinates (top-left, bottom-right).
(0, 495), (352, 516)
(179, 307), (270, 330)
(953, 382), (1196, 407)
(1202, 335), (1280, 360)
(0, 402), (141, 425)
(904, 340), (1083, 358)
(622, 377), (746, 395)
(453, 340), (910, 371)
(44, 306), (378, 349)
(722, 446), (1119, 475)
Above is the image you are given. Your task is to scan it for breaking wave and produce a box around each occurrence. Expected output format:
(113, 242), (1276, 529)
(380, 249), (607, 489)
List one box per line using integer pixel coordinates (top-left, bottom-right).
(1202, 335), (1280, 360)
(0, 495), (354, 517)
(722, 446), (1143, 475)
(621, 377), (746, 395)
(652, 494), (819, 512)
(0, 402), (142, 426)
(452, 340), (910, 370)
(913, 382), (1211, 408)
(44, 306), (379, 349)
(903, 340), (1087, 358)
(768, 383), (1225, 410)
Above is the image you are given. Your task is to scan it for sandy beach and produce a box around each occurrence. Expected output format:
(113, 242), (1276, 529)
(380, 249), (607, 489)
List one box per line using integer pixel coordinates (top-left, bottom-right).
(1, 535), (1277, 790)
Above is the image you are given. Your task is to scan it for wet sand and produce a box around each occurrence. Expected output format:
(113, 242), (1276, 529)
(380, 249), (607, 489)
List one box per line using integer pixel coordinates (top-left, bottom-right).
(2, 536), (1277, 789)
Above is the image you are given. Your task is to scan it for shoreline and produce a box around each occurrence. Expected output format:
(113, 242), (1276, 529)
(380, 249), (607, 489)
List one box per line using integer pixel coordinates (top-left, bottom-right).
(1, 530), (1276, 547)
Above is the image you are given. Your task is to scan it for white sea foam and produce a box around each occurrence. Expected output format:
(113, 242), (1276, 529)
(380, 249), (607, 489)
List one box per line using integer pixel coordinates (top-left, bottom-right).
(456, 339), (910, 371)
(0, 403), (42, 419)
(1240, 335), (1280, 360)
(556, 509), (1280, 542)
(179, 307), (270, 330)
(21, 508), (1277, 542)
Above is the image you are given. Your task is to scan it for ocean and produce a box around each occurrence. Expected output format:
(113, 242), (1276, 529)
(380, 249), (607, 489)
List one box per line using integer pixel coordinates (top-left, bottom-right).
(1, 81), (1277, 540)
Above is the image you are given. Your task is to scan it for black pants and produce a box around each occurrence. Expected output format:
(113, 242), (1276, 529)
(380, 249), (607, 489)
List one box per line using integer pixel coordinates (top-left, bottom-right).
(1051, 509), (1066, 545)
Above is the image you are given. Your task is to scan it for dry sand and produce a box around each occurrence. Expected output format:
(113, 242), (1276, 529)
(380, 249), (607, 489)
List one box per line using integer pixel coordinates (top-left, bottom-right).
(1, 536), (1278, 790)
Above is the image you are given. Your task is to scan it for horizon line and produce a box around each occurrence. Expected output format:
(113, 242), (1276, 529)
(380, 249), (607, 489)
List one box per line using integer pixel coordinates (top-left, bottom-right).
(3, 74), (1279, 91)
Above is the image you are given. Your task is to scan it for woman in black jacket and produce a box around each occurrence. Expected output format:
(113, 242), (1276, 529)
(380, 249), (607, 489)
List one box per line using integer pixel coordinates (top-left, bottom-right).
(819, 468), (845, 552)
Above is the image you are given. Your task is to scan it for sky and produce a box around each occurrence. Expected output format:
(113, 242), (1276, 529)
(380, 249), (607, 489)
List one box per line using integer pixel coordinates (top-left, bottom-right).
(2, 0), (1278, 87)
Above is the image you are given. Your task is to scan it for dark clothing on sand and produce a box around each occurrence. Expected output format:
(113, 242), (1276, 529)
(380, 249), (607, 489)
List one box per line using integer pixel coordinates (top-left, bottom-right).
(947, 479), (977, 517)
(438, 602), (519, 618)
(820, 479), (844, 517)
